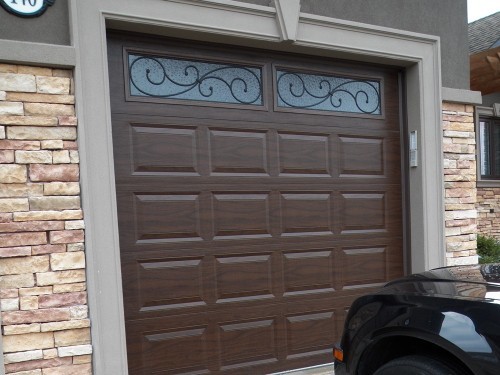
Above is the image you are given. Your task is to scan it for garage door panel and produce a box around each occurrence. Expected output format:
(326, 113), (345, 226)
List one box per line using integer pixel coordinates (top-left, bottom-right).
(137, 257), (207, 313)
(340, 242), (404, 290)
(341, 246), (388, 289)
(212, 305), (286, 372)
(209, 129), (270, 175)
(111, 111), (401, 136)
(214, 253), (275, 303)
(339, 189), (402, 234)
(110, 35), (405, 373)
(126, 317), (214, 374)
(210, 302), (345, 372)
(277, 132), (330, 176)
(282, 249), (335, 296)
(126, 307), (286, 373)
(117, 188), (401, 251)
(285, 310), (336, 360)
(212, 192), (271, 239)
(112, 121), (403, 185)
(218, 318), (279, 370)
(122, 256), (214, 321)
(120, 125), (401, 182)
(280, 295), (357, 364)
(337, 135), (402, 180)
(144, 326), (210, 374)
(340, 192), (386, 233)
(131, 124), (200, 175)
(339, 136), (384, 176)
(134, 193), (203, 242)
(122, 239), (402, 321)
(280, 192), (333, 235)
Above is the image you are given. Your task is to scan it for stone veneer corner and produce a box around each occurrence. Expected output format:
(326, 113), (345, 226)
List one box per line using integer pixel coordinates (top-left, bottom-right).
(477, 189), (500, 237)
(0, 63), (92, 375)
(442, 101), (479, 266)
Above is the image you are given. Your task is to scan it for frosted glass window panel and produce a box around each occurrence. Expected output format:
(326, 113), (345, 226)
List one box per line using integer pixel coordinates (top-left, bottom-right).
(128, 54), (263, 105)
(276, 70), (381, 115)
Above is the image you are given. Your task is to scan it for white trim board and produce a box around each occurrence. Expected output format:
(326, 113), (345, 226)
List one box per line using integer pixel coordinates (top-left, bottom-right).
(68, 0), (446, 374)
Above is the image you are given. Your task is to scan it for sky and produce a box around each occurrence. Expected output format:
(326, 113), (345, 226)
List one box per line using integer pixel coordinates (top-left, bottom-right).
(468, 0), (500, 23)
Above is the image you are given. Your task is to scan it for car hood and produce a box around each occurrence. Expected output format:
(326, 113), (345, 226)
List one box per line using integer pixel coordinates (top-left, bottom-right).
(383, 264), (500, 302)
(408, 264), (500, 285)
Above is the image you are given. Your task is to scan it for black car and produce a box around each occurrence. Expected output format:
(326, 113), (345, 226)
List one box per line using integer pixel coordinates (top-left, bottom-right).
(334, 264), (500, 375)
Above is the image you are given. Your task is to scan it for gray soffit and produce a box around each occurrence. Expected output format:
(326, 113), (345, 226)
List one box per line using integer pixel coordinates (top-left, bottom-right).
(469, 11), (500, 54)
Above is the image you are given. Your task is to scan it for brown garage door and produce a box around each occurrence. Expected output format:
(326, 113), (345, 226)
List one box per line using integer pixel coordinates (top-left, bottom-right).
(108, 32), (405, 374)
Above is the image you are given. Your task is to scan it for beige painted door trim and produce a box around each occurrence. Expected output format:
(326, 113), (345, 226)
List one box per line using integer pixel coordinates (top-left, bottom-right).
(68, 1), (445, 374)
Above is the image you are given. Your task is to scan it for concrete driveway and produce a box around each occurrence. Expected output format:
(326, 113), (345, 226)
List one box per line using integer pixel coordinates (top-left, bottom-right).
(273, 363), (335, 375)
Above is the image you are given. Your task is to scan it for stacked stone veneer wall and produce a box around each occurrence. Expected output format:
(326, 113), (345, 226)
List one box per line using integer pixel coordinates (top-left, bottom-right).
(477, 189), (500, 237)
(442, 102), (479, 266)
(0, 64), (91, 374)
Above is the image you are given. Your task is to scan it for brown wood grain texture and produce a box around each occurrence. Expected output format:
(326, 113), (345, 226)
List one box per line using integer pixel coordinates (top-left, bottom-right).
(108, 32), (405, 374)
(470, 46), (500, 95)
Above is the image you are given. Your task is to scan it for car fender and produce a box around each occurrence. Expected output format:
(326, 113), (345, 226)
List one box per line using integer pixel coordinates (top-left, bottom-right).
(353, 327), (485, 375)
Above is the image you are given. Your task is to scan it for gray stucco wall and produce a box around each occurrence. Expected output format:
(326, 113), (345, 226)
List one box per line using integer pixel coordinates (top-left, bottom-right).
(0, 0), (469, 87)
(240, 0), (469, 90)
(482, 92), (500, 107)
(0, 0), (70, 45)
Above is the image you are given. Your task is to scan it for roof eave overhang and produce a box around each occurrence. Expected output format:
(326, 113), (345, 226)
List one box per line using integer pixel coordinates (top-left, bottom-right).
(470, 46), (500, 95)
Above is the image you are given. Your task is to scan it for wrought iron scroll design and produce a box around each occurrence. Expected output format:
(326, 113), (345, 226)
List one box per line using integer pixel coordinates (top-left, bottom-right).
(128, 54), (263, 106)
(276, 70), (381, 115)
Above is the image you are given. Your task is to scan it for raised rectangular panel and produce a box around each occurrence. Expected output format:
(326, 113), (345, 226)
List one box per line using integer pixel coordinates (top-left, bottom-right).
(280, 193), (332, 235)
(283, 250), (334, 296)
(215, 254), (274, 302)
(131, 125), (198, 174)
(341, 193), (385, 233)
(285, 311), (336, 358)
(342, 247), (387, 289)
(209, 129), (268, 175)
(278, 132), (329, 175)
(138, 258), (205, 311)
(339, 136), (383, 176)
(213, 193), (270, 238)
(142, 326), (209, 373)
(219, 319), (278, 369)
(134, 194), (201, 242)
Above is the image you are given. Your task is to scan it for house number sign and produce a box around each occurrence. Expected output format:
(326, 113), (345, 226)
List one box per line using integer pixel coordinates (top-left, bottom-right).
(0, 0), (54, 17)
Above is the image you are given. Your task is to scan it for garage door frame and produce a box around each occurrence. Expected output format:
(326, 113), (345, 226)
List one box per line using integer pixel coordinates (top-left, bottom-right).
(69, 0), (444, 374)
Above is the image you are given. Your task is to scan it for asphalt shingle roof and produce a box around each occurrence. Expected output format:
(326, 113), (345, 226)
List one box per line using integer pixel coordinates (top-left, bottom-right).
(469, 11), (500, 54)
